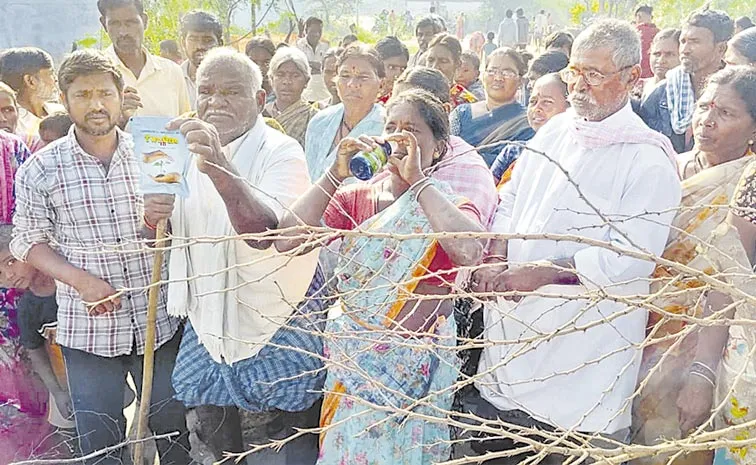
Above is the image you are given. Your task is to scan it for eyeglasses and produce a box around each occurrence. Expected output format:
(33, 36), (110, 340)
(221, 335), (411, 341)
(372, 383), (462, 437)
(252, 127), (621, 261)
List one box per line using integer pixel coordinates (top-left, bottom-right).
(559, 65), (633, 86)
(485, 68), (519, 79)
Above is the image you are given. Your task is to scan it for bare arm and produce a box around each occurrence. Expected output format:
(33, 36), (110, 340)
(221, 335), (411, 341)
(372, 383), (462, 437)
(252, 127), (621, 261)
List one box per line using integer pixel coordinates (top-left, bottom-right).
(415, 185), (486, 266)
(26, 244), (120, 315)
(205, 164), (278, 249)
(167, 118), (278, 249)
(677, 290), (733, 433)
(276, 166), (340, 253)
(728, 212), (756, 267)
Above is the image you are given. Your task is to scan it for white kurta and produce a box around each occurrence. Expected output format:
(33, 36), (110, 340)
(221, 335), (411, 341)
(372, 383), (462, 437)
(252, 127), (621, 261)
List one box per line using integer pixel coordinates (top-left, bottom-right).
(168, 116), (319, 364)
(477, 104), (682, 434)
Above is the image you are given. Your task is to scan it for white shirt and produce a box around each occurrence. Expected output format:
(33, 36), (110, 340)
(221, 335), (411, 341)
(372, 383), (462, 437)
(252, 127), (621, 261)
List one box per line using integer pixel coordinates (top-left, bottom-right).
(297, 38), (331, 102)
(168, 117), (318, 364)
(498, 18), (517, 47)
(477, 105), (681, 434)
(535, 13), (548, 33)
(296, 38), (329, 64)
(181, 60), (196, 111)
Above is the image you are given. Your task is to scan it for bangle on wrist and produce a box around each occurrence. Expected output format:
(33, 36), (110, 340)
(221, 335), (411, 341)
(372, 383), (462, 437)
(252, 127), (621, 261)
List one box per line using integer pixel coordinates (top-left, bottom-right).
(692, 361), (717, 378)
(689, 370), (716, 388)
(409, 176), (429, 192)
(324, 169), (343, 189)
(143, 215), (157, 231)
(414, 181), (433, 199)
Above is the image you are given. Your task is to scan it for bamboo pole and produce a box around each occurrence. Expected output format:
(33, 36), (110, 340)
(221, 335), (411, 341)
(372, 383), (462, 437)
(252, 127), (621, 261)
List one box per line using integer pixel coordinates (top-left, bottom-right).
(132, 219), (167, 465)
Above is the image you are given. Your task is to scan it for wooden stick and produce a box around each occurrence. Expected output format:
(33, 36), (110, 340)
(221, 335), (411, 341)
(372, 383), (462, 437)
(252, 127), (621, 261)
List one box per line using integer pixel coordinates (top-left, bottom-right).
(132, 219), (167, 465)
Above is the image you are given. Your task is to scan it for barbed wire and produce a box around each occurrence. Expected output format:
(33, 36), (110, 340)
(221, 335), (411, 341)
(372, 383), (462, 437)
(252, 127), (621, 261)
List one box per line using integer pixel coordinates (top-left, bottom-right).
(10, 137), (756, 465)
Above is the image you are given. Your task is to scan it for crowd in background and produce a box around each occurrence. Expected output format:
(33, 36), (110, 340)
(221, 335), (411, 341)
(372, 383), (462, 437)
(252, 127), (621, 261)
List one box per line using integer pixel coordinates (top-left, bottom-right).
(1, 1), (756, 464)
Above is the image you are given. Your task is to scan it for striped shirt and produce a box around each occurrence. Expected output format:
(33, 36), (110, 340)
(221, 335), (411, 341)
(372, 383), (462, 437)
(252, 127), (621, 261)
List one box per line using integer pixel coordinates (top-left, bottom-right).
(11, 127), (179, 357)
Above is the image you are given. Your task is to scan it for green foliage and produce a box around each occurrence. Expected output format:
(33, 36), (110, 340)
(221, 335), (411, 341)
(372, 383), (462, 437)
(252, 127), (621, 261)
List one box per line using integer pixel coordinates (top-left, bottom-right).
(143, 0), (212, 53)
(652, 0), (756, 29)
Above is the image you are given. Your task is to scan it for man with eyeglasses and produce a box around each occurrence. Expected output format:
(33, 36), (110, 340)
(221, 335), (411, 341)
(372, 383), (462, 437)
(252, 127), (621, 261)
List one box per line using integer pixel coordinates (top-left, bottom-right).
(459, 19), (682, 464)
(180, 10), (223, 111)
(640, 7), (733, 153)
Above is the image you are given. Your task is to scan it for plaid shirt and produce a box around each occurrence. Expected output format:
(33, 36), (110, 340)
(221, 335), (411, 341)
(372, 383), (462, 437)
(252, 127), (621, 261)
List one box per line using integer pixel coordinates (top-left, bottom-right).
(11, 127), (179, 357)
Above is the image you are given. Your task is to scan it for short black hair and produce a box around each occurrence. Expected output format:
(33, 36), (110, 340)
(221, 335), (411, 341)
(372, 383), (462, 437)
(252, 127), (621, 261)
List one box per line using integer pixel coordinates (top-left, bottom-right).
(97, 0), (144, 17)
(245, 36), (276, 57)
(304, 17), (323, 29)
(394, 67), (450, 104)
(506, 9), (513, 18)
(516, 8), (524, 16)
(39, 112), (73, 139)
(58, 50), (124, 97)
(736, 16), (755, 31)
(653, 28), (681, 46)
(159, 39), (179, 55)
(460, 50), (481, 70)
(340, 34), (359, 47)
(180, 10), (223, 42)
(487, 47), (527, 76)
(0, 47), (54, 94)
(487, 31), (495, 40)
(731, 28), (756, 64)
(375, 36), (409, 62)
(416, 15), (445, 35)
(545, 31), (574, 54)
(529, 50), (569, 77)
(387, 89), (449, 143)
(685, 7), (734, 44)
(634, 5), (653, 16)
(428, 33), (463, 64)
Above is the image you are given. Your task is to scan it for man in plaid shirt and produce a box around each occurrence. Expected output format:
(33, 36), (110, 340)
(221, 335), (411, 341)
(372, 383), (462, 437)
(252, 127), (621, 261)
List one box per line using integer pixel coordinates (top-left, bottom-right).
(11, 50), (191, 464)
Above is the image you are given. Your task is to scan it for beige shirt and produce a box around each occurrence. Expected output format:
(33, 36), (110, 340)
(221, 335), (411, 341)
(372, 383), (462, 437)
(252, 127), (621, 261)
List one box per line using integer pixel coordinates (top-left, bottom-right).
(181, 60), (197, 111)
(16, 102), (66, 136)
(105, 46), (190, 118)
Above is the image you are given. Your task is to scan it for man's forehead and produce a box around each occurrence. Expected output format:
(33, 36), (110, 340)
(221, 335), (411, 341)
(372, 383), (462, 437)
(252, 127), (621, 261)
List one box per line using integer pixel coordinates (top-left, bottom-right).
(186, 30), (216, 38)
(682, 25), (714, 40)
(570, 46), (615, 69)
(198, 69), (247, 87)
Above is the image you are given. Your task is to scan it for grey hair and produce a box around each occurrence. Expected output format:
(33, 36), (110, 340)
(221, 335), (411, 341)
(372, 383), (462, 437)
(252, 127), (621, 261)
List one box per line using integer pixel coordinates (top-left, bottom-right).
(268, 46), (311, 82)
(573, 19), (641, 69)
(197, 47), (263, 93)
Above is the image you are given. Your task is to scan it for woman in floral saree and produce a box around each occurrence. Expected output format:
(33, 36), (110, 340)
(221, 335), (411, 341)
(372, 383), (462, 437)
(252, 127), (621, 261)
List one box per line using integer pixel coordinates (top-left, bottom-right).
(631, 67), (756, 465)
(277, 89), (497, 465)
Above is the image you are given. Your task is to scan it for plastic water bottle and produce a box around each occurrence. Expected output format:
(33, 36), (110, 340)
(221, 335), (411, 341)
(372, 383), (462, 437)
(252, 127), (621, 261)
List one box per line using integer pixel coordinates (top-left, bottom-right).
(349, 141), (393, 180)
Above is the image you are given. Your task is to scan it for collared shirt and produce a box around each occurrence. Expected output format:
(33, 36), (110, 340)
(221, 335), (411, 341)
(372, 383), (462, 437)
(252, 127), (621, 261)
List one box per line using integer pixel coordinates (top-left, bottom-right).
(295, 38), (329, 64)
(478, 105), (681, 434)
(181, 60), (197, 111)
(105, 46), (191, 118)
(11, 127), (179, 357)
(16, 102), (66, 137)
(296, 38), (331, 102)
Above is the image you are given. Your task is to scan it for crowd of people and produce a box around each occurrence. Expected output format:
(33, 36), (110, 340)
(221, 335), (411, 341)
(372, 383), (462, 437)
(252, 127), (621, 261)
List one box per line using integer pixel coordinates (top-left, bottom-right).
(1, 0), (756, 464)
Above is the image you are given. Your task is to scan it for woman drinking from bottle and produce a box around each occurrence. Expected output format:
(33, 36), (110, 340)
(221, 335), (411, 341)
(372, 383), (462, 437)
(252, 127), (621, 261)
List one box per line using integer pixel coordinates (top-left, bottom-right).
(277, 89), (497, 465)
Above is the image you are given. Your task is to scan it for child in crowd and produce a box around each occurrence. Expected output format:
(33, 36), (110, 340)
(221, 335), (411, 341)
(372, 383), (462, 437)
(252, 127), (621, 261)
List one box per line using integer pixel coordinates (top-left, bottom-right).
(0, 225), (74, 431)
(483, 31), (497, 64)
(38, 112), (73, 149)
